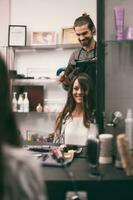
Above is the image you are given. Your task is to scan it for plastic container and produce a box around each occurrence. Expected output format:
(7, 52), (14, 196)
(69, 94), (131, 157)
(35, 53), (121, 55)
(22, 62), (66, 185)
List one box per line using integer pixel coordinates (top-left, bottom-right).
(125, 109), (133, 150)
(99, 134), (113, 164)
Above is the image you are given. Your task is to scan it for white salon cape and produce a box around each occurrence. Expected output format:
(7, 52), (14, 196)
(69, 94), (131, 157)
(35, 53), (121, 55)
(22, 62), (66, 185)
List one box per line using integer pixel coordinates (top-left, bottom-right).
(61, 117), (98, 146)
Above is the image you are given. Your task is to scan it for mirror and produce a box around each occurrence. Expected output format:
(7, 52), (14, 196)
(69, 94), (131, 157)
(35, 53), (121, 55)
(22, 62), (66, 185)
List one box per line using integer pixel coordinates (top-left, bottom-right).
(0, 0), (98, 147)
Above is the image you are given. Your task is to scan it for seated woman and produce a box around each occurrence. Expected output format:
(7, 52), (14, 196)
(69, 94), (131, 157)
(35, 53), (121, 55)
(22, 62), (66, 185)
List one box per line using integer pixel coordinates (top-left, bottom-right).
(53, 73), (98, 146)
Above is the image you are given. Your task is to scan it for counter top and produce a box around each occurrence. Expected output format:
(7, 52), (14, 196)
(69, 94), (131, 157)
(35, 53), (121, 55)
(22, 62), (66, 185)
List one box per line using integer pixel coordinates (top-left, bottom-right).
(42, 157), (133, 200)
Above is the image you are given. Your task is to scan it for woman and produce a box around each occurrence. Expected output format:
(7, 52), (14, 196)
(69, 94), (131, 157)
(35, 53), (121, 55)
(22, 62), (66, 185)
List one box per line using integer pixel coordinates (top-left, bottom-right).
(54, 73), (98, 146)
(0, 54), (47, 200)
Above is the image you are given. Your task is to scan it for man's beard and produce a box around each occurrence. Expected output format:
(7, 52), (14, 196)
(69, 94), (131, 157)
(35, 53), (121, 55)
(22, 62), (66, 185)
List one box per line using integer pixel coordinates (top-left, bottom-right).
(79, 37), (93, 47)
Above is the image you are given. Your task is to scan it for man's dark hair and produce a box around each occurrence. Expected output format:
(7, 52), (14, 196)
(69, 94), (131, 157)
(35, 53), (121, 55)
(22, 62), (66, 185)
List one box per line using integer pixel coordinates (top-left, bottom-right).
(73, 13), (96, 33)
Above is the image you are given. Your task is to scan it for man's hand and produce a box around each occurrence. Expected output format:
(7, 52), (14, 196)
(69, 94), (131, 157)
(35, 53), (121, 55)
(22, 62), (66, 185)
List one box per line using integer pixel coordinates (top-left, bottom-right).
(58, 71), (66, 82)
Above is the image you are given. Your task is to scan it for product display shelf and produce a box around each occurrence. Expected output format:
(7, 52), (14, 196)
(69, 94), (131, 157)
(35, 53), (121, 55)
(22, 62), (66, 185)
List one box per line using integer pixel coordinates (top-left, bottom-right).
(14, 111), (58, 114)
(100, 0), (133, 127)
(11, 78), (57, 86)
(103, 40), (133, 44)
(10, 43), (81, 52)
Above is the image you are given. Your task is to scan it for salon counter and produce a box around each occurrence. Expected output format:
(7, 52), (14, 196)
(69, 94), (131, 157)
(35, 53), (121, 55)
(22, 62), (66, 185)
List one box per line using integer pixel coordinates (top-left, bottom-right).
(42, 157), (133, 200)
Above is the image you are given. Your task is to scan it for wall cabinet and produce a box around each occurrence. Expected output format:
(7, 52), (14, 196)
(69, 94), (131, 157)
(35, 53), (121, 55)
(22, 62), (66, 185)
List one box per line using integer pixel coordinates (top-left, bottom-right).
(12, 79), (67, 112)
(12, 78), (67, 140)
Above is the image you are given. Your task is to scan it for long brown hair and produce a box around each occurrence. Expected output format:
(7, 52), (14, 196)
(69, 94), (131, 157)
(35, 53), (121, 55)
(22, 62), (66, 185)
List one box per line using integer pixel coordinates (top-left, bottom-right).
(0, 54), (22, 198)
(55, 73), (94, 135)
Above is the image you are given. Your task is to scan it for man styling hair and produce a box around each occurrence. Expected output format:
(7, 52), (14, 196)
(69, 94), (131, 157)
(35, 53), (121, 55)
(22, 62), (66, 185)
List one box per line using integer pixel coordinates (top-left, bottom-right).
(58, 13), (97, 90)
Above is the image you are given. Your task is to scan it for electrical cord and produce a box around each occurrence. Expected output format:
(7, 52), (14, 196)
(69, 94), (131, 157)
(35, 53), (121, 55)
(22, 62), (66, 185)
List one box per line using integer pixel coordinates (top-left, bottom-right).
(62, 163), (81, 200)
(52, 148), (81, 200)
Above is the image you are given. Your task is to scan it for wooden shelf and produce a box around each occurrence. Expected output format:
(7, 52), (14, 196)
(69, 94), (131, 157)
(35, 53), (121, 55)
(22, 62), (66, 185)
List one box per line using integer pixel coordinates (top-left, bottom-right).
(11, 78), (57, 86)
(8, 43), (81, 52)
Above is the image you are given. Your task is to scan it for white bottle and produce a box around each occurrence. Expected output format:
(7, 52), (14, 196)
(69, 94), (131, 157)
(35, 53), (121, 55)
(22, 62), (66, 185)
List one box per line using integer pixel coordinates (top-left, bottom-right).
(125, 109), (133, 150)
(17, 94), (24, 112)
(12, 92), (17, 112)
(23, 92), (29, 112)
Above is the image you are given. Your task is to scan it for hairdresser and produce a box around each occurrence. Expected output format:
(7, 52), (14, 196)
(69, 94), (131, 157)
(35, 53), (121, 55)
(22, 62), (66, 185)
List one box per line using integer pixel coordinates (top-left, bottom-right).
(58, 13), (97, 91)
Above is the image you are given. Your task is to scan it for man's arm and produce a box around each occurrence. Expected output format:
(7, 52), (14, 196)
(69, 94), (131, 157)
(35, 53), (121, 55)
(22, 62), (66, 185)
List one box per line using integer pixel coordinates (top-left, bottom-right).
(58, 51), (76, 82)
(58, 49), (80, 82)
(58, 64), (76, 82)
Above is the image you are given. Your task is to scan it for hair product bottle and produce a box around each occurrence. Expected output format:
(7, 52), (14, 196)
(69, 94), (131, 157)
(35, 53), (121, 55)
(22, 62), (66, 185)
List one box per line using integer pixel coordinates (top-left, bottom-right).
(23, 92), (29, 112)
(125, 109), (133, 151)
(12, 92), (17, 112)
(17, 94), (24, 112)
(114, 6), (125, 40)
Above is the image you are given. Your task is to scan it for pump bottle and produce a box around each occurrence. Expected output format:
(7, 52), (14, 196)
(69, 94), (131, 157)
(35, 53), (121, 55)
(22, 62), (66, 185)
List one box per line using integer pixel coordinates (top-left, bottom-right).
(12, 92), (17, 112)
(23, 92), (29, 112)
(125, 109), (133, 150)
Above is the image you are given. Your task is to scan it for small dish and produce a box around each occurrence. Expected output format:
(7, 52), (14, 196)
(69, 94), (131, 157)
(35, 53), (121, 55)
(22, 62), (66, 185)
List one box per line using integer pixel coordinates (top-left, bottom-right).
(63, 151), (74, 163)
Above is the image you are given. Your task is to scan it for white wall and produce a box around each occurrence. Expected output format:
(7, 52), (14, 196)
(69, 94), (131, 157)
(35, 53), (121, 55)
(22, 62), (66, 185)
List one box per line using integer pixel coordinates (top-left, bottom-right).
(0, 0), (10, 46)
(10, 0), (96, 33)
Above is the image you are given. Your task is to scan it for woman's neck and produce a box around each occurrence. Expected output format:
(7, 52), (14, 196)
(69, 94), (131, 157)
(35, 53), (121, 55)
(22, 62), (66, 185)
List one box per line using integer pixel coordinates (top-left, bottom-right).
(71, 105), (83, 117)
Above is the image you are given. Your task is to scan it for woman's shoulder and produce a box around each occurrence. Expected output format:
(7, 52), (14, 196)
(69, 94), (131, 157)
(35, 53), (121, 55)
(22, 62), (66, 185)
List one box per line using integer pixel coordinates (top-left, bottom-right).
(3, 144), (46, 200)
(4, 144), (33, 160)
(3, 144), (41, 173)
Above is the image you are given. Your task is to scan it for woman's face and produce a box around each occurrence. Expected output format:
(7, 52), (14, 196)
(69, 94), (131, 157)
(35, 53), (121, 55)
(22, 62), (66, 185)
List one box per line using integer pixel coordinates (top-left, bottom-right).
(72, 79), (84, 104)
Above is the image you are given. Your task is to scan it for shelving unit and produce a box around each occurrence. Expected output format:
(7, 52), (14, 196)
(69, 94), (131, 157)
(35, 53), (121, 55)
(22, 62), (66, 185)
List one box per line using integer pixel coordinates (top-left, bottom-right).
(103, 40), (133, 44)
(9, 43), (71, 137)
(100, 0), (133, 129)
(12, 79), (66, 137)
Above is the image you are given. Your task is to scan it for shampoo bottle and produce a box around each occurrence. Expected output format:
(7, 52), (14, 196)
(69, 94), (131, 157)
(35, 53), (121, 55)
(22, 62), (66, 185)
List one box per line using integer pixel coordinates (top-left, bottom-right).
(125, 109), (133, 151)
(23, 92), (29, 112)
(12, 92), (17, 112)
(114, 7), (125, 40)
(17, 94), (24, 112)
